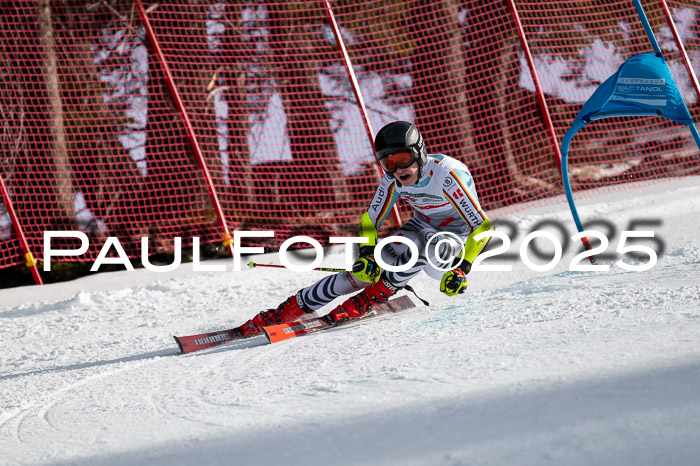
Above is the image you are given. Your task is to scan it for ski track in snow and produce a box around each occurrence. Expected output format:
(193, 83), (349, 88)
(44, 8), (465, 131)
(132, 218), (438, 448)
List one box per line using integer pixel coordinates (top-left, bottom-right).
(1, 176), (700, 465)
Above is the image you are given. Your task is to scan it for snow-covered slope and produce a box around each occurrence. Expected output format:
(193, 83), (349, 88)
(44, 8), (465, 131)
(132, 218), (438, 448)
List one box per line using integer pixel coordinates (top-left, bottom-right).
(2, 177), (699, 466)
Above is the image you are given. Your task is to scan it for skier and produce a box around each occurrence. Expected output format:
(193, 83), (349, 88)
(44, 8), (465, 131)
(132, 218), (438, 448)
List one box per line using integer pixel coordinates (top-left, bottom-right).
(237, 121), (493, 336)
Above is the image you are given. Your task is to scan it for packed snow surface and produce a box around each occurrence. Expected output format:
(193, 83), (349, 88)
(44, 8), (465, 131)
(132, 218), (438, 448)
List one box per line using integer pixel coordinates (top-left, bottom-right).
(2, 177), (700, 465)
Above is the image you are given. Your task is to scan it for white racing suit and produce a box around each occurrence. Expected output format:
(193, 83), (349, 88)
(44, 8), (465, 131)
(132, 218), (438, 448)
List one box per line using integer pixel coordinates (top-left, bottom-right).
(299, 153), (489, 311)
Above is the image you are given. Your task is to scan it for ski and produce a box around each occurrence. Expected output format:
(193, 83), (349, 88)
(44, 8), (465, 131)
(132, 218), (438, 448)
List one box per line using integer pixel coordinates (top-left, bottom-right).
(262, 295), (416, 344)
(174, 295), (417, 354)
(174, 328), (253, 354)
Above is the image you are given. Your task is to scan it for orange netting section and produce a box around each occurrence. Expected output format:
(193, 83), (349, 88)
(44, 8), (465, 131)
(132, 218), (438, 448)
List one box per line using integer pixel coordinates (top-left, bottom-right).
(1, 0), (698, 273)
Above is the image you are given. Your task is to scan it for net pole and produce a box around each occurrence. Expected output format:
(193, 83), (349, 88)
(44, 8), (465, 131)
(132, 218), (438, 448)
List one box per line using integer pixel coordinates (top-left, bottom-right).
(323, 0), (403, 227)
(134, 0), (234, 256)
(657, 0), (700, 103)
(655, 0), (700, 151)
(508, 0), (595, 263)
(505, 0), (563, 175)
(0, 176), (43, 284)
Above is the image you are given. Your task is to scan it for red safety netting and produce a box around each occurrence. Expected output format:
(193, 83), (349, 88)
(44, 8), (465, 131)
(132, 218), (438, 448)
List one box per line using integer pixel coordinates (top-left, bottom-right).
(330, 0), (553, 216)
(1, 0), (699, 277)
(0, 0), (220, 273)
(514, 0), (700, 197)
(144, 0), (366, 242)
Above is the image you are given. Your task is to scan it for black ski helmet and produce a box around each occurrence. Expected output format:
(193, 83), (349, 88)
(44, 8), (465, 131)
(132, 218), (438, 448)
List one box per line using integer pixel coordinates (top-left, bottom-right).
(374, 121), (427, 177)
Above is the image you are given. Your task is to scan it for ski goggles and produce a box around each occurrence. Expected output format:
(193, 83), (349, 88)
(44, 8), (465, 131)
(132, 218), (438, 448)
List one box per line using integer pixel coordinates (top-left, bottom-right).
(379, 150), (417, 173)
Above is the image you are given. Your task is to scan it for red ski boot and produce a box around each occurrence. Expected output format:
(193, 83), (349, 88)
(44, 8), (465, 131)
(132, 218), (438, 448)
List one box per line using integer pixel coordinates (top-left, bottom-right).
(237, 294), (310, 336)
(326, 276), (399, 324)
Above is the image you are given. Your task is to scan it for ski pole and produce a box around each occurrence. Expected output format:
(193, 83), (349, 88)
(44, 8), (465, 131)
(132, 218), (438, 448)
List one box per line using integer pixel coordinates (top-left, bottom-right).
(247, 261), (348, 273)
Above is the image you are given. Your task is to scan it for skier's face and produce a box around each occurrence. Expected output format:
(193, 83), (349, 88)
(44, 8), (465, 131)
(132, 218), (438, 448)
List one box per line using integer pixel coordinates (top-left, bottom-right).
(395, 162), (420, 186)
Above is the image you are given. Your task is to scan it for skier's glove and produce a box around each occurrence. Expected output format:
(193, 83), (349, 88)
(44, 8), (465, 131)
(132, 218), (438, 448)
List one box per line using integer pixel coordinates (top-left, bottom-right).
(352, 246), (382, 283)
(440, 268), (468, 296)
